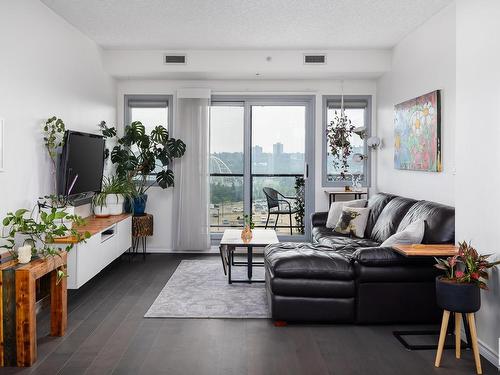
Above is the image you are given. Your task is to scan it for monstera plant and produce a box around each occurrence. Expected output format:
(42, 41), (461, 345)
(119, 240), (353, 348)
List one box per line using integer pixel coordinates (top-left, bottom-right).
(99, 121), (186, 215)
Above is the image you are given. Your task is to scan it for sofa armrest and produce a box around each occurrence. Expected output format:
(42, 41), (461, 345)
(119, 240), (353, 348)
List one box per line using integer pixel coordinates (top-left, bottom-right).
(311, 212), (328, 227)
(352, 246), (436, 267)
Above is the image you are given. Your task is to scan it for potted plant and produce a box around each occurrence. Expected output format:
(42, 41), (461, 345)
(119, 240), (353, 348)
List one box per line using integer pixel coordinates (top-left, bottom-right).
(434, 241), (500, 313)
(99, 121), (186, 216)
(92, 175), (134, 217)
(326, 110), (355, 180)
(1, 206), (90, 280)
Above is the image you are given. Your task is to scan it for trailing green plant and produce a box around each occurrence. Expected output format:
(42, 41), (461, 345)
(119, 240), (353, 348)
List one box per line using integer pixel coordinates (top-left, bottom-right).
(435, 241), (500, 290)
(294, 176), (305, 234)
(98, 121), (186, 194)
(43, 116), (66, 194)
(326, 110), (355, 180)
(1, 206), (90, 282)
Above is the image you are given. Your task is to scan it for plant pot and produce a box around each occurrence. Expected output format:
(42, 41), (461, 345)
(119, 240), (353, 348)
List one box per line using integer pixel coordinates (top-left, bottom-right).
(132, 194), (148, 216)
(94, 205), (111, 218)
(435, 276), (481, 313)
(40, 205), (74, 230)
(105, 194), (125, 215)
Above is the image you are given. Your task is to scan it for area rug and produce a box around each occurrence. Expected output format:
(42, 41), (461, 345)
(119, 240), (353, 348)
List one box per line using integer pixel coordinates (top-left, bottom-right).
(144, 259), (270, 319)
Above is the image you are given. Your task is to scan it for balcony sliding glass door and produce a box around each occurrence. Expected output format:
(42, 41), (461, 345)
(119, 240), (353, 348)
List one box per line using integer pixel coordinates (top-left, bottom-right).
(210, 96), (314, 241)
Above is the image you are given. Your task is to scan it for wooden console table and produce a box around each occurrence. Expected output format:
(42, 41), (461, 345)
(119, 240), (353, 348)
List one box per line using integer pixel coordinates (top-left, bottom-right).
(0, 252), (67, 367)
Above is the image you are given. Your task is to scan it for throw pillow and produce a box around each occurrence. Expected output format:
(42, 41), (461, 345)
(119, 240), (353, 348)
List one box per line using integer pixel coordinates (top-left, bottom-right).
(381, 220), (425, 247)
(334, 207), (370, 238)
(326, 199), (367, 228)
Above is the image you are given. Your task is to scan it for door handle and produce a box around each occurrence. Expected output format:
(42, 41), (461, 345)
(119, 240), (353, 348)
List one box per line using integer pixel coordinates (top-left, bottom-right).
(304, 163), (309, 179)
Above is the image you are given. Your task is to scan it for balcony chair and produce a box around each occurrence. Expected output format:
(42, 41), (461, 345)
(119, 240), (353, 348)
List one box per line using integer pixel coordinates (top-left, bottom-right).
(262, 187), (299, 235)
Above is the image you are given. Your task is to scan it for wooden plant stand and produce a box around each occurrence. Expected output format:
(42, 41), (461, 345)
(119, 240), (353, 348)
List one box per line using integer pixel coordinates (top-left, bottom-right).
(0, 252), (67, 367)
(435, 310), (482, 374)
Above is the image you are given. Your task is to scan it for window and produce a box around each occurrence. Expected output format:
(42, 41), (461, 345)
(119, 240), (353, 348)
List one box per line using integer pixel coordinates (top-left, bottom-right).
(322, 95), (372, 187)
(124, 95), (172, 178)
(209, 96), (315, 240)
(209, 103), (244, 232)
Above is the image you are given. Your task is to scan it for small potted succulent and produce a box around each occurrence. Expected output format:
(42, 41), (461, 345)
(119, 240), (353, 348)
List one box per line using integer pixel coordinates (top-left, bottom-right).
(434, 241), (500, 313)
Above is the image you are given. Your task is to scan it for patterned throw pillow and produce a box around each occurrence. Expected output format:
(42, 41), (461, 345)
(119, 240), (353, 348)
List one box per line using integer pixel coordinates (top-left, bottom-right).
(326, 199), (367, 228)
(334, 207), (370, 238)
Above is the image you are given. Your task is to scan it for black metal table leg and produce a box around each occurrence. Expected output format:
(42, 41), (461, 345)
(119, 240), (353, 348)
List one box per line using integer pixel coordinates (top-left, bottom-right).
(247, 246), (253, 280)
(228, 247), (232, 284)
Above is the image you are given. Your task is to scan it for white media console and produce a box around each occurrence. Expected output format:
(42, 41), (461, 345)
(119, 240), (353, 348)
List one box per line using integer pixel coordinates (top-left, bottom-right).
(55, 214), (132, 289)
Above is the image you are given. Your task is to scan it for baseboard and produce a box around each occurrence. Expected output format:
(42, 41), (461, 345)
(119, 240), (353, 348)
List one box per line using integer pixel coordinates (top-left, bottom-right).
(462, 328), (499, 369)
(478, 337), (499, 369)
(144, 247), (219, 254)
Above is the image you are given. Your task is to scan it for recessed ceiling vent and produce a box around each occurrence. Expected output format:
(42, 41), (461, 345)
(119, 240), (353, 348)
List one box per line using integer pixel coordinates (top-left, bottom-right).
(164, 54), (187, 64)
(303, 54), (326, 64)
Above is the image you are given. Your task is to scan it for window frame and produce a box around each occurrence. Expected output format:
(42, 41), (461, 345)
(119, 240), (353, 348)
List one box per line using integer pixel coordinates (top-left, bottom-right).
(209, 95), (315, 243)
(322, 95), (372, 188)
(123, 94), (173, 183)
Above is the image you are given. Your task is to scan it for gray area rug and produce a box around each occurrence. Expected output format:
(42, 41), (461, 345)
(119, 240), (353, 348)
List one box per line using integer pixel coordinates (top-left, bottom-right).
(144, 259), (270, 319)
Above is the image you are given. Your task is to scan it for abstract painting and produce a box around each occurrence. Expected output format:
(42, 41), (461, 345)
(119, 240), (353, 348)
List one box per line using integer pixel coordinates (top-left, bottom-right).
(394, 90), (441, 172)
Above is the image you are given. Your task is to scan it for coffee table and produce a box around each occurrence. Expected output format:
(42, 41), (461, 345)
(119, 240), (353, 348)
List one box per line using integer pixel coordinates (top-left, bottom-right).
(219, 229), (279, 284)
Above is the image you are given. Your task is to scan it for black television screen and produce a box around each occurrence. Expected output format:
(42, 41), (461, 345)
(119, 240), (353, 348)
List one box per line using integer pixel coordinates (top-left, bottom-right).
(59, 131), (105, 196)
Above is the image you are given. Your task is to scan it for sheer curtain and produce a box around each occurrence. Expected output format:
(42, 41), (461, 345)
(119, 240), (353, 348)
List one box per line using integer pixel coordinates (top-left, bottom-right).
(172, 89), (211, 251)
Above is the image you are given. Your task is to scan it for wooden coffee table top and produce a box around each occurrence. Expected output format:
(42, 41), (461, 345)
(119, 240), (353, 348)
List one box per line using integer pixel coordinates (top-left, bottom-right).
(220, 229), (279, 247)
(392, 244), (458, 257)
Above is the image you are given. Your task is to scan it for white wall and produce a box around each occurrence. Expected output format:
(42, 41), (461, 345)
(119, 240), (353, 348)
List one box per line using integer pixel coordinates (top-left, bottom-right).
(455, 0), (500, 366)
(116, 79), (377, 251)
(0, 0), (115, 218)
(376, 4), (456, 205)
(103, 49), (391, 80)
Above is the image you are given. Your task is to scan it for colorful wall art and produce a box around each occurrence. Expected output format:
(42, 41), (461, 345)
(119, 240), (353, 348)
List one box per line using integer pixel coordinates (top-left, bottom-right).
(394, 90), (441, 172)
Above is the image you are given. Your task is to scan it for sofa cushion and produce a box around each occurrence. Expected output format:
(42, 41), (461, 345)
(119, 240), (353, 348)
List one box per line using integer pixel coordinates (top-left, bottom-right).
(369, 196), (417, 243)
(267, 271), (355, 298)
(326, 199), (367, 228)
(311, 227), (380, 254)
(265, 242), (355, 280)
(381, 219), (425, 247)
(352, 246), (435, 267)
(397, 200), (455, 244)
(364, 193), (397, 237)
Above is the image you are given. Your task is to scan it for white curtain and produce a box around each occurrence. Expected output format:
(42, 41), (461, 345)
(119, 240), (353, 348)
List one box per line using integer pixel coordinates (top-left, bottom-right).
(172, 90), (211, 251)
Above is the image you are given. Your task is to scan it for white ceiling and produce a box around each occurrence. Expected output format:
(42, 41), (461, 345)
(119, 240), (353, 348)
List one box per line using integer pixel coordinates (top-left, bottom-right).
(41, 0), (453, 50)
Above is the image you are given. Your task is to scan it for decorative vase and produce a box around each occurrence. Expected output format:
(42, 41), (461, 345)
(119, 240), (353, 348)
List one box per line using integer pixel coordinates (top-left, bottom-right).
(94, 204), (111, 218)
(436, 276), (481, 313)
(106, 194), (125, 215)
(132, 194), (148, 216)
(18, 245), (32, 264)
(241, 225), (253, 242)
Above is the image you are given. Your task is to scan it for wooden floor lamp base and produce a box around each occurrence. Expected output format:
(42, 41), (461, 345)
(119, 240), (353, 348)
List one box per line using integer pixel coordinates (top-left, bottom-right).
(435, 310), (482, 374)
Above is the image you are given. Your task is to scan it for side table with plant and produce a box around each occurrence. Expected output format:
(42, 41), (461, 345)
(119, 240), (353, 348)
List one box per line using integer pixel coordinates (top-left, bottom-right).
(434, 241), (500, 374)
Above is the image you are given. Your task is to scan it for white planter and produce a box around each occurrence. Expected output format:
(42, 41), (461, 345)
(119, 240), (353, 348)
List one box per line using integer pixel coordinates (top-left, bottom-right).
(94, 205), (111, 217)
(105, 194), (125, 215)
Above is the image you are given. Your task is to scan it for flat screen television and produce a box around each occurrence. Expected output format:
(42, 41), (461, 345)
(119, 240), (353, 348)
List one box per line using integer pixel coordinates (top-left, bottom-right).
(58, 130), (105, 198)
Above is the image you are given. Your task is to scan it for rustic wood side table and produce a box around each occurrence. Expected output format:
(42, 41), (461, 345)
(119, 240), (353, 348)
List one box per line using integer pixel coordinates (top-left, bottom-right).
(0, 252), (67, 367)
(132, 214), (153, 260)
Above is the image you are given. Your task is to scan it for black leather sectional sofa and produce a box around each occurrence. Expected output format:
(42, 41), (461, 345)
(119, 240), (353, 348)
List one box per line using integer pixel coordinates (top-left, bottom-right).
(264, 193), (455, 323)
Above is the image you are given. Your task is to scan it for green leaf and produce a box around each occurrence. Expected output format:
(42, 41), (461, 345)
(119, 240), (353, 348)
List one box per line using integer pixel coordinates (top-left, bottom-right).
(156, 169), (175, 189)
(15, 208), (29, 217)
(54, 211), (67, 219)
(166, 138), (186, 158)
(150, 126), (168, 143)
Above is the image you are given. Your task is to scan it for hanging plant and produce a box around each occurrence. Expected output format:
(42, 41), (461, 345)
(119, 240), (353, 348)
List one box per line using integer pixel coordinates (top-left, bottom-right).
(326, 110), (355, 180)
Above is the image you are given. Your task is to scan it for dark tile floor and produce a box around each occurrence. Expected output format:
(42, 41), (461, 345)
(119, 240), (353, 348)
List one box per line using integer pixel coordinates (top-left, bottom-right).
(1, 254), (497, 375)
